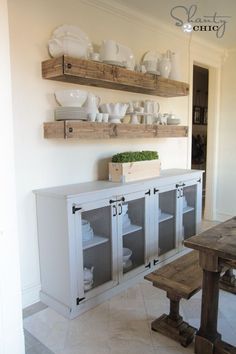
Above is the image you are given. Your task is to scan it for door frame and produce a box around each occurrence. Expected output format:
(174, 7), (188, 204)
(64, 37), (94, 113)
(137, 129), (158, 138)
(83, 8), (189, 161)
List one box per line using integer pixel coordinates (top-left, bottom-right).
(187, 44), (223, 220)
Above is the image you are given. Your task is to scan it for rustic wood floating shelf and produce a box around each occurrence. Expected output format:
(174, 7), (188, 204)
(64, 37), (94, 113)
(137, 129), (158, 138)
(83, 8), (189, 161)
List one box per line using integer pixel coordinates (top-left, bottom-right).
(42, 56), (189, 97)
(44, 121), (188, 139)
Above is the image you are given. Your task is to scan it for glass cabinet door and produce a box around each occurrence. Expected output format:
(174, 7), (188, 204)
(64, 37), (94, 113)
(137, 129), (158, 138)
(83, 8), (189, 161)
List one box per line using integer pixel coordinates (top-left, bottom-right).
(117, 190), (149, 279)
(181, 184), (197, 240)
(75, 198), (118, 299)
(156, 188), (177, 257)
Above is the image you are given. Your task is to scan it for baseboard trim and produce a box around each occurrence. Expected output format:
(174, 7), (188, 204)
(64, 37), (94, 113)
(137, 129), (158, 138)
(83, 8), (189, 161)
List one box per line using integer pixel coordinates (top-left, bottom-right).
(215, 212), (234, 222)
(22, 284), (40, 309)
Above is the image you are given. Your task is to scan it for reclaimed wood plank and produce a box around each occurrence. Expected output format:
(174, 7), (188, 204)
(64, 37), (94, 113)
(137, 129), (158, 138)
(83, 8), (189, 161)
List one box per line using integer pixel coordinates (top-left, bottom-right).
(42, 56), (189, 97)
(156, 125), (188, 138)
(44, 121), (65, 139)
(65, 121), (112, 139)
(145, 251), (202, 299)
(184, 216), (236, 261)
(43, 121), (189, 139)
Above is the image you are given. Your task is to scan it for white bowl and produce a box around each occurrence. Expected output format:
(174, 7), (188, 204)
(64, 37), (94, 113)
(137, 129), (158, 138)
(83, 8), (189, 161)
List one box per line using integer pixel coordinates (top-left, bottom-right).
(123, 247), (132, 262)
(55, 89), (88, 107)
(100, 103), (128, 117)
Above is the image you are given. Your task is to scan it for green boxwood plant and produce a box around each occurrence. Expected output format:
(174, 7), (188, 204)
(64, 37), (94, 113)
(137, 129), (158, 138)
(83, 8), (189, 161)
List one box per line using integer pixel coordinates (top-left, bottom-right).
(111, 151), (159, 163)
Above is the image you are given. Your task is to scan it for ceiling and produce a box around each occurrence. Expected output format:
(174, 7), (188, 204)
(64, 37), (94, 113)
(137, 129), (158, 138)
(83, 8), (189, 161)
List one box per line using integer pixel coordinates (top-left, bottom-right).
(113, 0), (236, 49)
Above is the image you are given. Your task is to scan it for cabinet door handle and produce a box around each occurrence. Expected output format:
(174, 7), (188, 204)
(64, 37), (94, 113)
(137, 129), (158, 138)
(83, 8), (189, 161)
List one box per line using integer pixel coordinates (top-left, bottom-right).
(145, 262), (151, 269)
(118, 204), (122, 215)
(154, 188), (159, 194)
(112, 205), (117, 217)
(145, 189), (151, 196)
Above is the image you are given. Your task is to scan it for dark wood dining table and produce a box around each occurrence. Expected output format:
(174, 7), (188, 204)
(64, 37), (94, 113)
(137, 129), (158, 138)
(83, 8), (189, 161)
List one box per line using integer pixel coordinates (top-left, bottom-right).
(184, 217), (236, 354)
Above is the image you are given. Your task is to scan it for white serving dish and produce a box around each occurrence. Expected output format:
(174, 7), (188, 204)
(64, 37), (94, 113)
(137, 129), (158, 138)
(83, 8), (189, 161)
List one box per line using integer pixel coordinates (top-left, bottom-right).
(100, 103), (128, 117)
(123, 247), (132, 262)
(52, 25), (90, 42)
(48, 36), (89, 59)
(167, 117), (181, 125)
(55, 89), (88, 107)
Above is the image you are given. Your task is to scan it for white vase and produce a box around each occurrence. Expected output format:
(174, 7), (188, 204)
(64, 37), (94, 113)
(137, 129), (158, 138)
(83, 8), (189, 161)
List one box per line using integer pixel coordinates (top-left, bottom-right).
(169, 52), (181, 81)
(159, 57), (171, 79)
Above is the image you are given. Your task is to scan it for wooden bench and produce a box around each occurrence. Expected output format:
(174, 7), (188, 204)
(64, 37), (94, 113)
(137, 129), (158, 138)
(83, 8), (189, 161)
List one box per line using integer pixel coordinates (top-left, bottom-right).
(144, 251), (202, 347)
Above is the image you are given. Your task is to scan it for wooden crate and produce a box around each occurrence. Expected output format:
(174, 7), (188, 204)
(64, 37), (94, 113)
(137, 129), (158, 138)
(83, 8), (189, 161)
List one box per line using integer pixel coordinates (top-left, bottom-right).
(109, 160), (161, 183)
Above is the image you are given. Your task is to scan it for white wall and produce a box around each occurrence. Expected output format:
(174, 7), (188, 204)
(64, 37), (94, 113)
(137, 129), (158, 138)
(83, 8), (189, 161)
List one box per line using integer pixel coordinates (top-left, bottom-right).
(216, 50), (236, 220)
(0, 0), (25, 351)
(7, 0), (222, 306)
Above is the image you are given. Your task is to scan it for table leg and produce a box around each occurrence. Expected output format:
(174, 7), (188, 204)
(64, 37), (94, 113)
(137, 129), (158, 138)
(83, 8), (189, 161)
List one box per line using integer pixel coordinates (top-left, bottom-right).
(151, 292), (196, 347)
(195, 269), (221, 354)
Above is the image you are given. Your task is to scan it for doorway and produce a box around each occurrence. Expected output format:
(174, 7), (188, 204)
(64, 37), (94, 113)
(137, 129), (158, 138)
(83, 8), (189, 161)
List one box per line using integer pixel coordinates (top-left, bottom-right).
(191, 65), (209, 212)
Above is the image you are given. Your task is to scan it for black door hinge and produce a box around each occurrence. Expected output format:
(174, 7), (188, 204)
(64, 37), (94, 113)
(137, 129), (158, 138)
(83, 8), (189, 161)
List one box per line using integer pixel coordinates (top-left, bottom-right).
(76, 297), (85, 305)
(145, 262), (151, 269)
(153, 259), (159, 266)
(72, 206), (82, 214)
(145, 189), (151, 196)
(154, 188), (159, 194)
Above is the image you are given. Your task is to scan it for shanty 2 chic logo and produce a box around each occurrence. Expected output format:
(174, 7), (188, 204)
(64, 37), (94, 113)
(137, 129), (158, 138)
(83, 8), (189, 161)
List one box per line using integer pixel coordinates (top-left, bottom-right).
(170, 4), (230, 38)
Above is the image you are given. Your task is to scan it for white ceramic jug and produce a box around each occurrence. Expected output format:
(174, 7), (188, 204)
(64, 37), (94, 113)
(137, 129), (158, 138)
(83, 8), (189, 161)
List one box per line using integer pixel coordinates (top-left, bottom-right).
(159, 55), (172, 79)
(169, 52), (181, 81)
(83, 93), (101, 115)
(100, 40), (119, 62)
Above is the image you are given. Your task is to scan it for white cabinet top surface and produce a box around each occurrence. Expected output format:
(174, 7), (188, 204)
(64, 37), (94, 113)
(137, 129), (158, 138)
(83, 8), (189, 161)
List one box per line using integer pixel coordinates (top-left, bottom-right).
(34, 169), (203, 199)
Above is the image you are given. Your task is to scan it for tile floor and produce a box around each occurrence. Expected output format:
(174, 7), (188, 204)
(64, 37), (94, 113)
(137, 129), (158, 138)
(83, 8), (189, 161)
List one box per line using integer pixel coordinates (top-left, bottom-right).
(24, 219), (236, 354)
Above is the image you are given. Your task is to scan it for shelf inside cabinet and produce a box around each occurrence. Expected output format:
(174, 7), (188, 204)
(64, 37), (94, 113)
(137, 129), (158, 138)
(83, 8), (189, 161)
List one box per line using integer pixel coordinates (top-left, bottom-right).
(183, 206), (195, 214)
(122, 224), (142, 236)
(42, 56), (189, 97)
(82, 235), (109, 250)
(159, 212), (174, 223)
(44, 121), (188, 139)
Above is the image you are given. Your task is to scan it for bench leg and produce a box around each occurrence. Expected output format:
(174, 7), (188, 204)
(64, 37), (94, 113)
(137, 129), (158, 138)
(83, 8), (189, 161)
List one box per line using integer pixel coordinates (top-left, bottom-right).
(151, 292), (197, 347)
(220, 269), (236, 294)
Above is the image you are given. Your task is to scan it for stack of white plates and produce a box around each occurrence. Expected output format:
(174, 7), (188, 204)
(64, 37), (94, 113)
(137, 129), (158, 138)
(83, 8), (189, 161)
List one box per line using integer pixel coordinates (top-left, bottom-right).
(55, 107), (87, 121)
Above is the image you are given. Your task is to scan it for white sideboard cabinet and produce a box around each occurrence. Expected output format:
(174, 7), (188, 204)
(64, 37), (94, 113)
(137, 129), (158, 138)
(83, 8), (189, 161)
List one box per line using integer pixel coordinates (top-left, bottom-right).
(34, 169), (203, 318)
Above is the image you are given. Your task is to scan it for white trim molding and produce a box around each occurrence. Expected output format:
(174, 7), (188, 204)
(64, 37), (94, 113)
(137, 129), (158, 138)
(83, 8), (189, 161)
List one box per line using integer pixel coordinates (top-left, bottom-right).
(22, 284), (41, 309)
(80, 0), (226, 57)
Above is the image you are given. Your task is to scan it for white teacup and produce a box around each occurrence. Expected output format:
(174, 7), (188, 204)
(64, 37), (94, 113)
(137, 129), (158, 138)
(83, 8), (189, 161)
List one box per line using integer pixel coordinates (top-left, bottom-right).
(90, 52), (100, 61)
(102, 113), (109, 123)
(87, 112), (96, 122)
(96, 113), (103, 122)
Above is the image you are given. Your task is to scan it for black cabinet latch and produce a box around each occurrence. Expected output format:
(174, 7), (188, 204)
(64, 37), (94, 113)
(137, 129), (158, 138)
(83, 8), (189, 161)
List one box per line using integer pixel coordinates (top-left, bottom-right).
(154, 188), (159, 194)
(76, 297), (85, 305)
(176, 183), (186, 188)
(153, 259), (159, 266)
(145, 189), (151, 196)
(72, 206), (82, 214)
(145, 262), (151, 269)
(109, 197), (125, 204)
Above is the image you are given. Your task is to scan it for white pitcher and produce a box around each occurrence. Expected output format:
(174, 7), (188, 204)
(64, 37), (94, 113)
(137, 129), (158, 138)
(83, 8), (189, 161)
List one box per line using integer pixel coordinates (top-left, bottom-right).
(100, 39), (119, 62)
(159, 55), (172, 79)
(83, 93), (101, 115)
